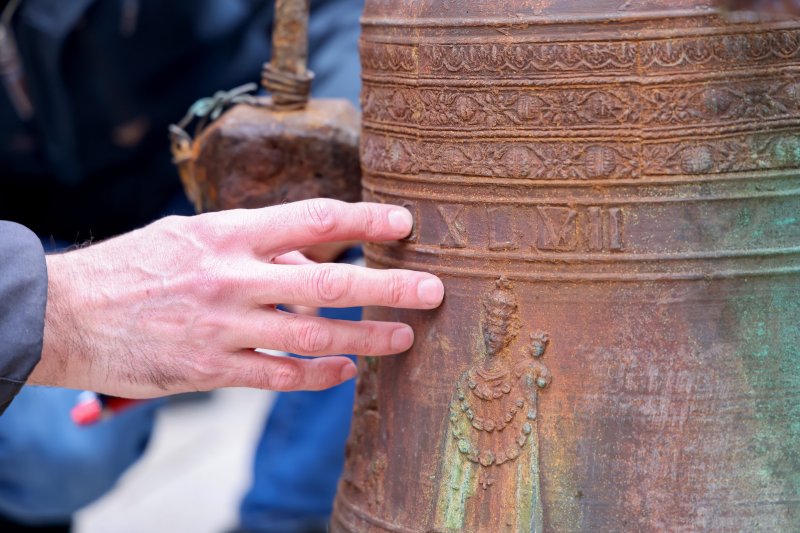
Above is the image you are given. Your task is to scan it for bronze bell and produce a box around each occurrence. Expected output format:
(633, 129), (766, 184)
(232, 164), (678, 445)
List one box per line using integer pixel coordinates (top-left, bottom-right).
(332, 1), (800, 531)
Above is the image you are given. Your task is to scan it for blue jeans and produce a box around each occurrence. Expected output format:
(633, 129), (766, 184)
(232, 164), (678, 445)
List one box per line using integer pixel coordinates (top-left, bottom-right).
(0, 386), (158, 525)
(238, 1), (363, 529)
(239, 305), (360, 532)
(239, 243), (363, 532)
(0, 233), (168, 526)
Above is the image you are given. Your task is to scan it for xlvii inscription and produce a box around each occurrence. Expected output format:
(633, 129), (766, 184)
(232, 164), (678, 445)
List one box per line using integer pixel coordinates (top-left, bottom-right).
(399, 201), (625, 253)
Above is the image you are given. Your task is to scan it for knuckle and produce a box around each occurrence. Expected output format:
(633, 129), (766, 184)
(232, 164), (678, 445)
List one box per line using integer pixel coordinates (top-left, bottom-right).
(195, 262), (236, 300)
(311, 366), (344, 390)
(310, 265), (349, 303)
(188, 355), (222, 390)
(361, 205), (384, 237)
(295, 320), (333, 354)
(354, 330), (377, 355)
(384, 272), (407, 306)
(157, 214), (185, 230)
(304, 199), (339, 236)
(264, 361), (303, 391)
(184, 212), (221, 244)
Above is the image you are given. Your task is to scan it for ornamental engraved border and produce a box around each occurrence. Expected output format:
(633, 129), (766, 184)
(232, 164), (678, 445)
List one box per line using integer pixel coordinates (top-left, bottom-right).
(360, 41), (417, 73)
(363, 86), (640, 129)
(362, 135), (640, 180)
(423, 41), (636, 74)
(361, 81), (800, 130)
(360, 29), (800, 76)
(361, 131), (800, 179)
(643, 133), (800, 175)
(640, 30), (800, 70)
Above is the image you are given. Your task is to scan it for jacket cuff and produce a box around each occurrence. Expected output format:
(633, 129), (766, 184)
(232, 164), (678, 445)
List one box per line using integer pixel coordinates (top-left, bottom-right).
(0, 222), (48, 414)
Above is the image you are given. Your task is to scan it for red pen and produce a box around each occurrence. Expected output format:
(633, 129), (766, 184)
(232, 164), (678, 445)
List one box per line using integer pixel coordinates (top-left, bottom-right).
(71, 391), (141, 426)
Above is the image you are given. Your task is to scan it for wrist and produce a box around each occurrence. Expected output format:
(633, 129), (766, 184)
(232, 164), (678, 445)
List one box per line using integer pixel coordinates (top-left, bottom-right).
(30, 254), (83, 388)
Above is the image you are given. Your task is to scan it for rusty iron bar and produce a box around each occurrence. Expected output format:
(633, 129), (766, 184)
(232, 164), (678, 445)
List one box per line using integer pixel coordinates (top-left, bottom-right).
(263, 0), (315, 110)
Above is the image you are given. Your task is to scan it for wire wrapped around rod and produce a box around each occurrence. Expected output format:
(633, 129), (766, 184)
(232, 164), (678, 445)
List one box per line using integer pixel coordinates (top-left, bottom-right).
(262, 62), (314, 110)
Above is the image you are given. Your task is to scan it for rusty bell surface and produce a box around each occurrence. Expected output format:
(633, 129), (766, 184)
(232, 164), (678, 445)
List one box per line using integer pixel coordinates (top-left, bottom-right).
(332, 1), (800, 532)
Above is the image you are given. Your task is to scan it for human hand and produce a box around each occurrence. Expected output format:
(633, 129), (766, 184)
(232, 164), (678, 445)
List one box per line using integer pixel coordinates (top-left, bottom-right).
(283, 242), (360, 317)
(30, 200), (444, 398)
(299, 241), (357, 263)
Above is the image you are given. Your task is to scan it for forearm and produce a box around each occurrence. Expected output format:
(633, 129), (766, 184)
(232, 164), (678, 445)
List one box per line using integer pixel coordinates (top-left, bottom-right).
(29, 253), (87, 390)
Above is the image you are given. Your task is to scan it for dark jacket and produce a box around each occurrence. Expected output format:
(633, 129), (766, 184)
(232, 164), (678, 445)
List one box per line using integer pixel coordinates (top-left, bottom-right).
(0, 222), (46, 414)
(1, 0), (275, 241)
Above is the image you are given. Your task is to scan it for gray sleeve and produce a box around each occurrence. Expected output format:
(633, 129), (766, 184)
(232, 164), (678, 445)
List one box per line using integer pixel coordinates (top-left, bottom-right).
(0, 222), (47, 414)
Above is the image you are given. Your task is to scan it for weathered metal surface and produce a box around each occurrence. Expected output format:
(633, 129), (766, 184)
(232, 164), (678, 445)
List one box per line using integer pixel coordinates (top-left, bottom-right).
(332, 2), (800, 531)
(171, 0), (361, 213)
(175, 100), (360, 211)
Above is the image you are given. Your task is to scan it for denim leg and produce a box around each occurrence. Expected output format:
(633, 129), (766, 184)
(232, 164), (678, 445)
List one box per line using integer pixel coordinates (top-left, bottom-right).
(0, 386), (158, 525)
(240, 0), (365, 512)
(238, 305), (360, 533)
(0, 240), (159, 526)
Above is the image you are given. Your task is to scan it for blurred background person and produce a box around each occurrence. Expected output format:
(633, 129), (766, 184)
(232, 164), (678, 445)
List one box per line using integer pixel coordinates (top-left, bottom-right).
(0, 0), (363, 531)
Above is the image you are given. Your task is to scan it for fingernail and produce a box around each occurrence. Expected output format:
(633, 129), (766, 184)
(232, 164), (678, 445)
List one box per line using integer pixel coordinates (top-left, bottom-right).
(340, 363), (358, 382)
(417, 277), (445, 307)
(388, 208), (413, 236)
(391, 325), (414, 352)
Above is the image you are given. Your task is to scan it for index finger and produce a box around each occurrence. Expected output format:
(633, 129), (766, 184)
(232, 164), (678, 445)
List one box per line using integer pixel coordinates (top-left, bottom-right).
(229, 199), (414, 257)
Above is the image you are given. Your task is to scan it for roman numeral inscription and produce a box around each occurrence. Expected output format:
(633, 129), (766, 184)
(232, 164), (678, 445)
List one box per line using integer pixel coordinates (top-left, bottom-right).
(537, 206), (578, 251)
(587, 207), (623, 252)
(488, 207), (518, 251)
(438, 204), (468, 249)
(417, 203), (624, 253)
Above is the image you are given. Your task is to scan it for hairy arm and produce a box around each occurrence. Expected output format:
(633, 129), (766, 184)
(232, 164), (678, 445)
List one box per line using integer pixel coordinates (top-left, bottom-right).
(30, 199), (444, 398)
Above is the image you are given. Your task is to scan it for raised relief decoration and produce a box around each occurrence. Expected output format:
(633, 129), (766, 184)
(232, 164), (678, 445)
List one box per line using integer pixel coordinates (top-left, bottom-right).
(427, 202), (625, 253)
(360, 42), (417, 74)
(362, 128), (800, 180)
(437, 204), (468, 249)
(363, 86), (639, 129)
(359, 30), (800, 77)
(361, 133), (642, 180)
(422, 42), (638, 74)
(362, 81), (800, 131)
(643, 132), (800, 175)
(421, 141), (641, 180)
(639, 30), (800, 71)
(436, 278), (551, 532)
(537, 206), (578, 251)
